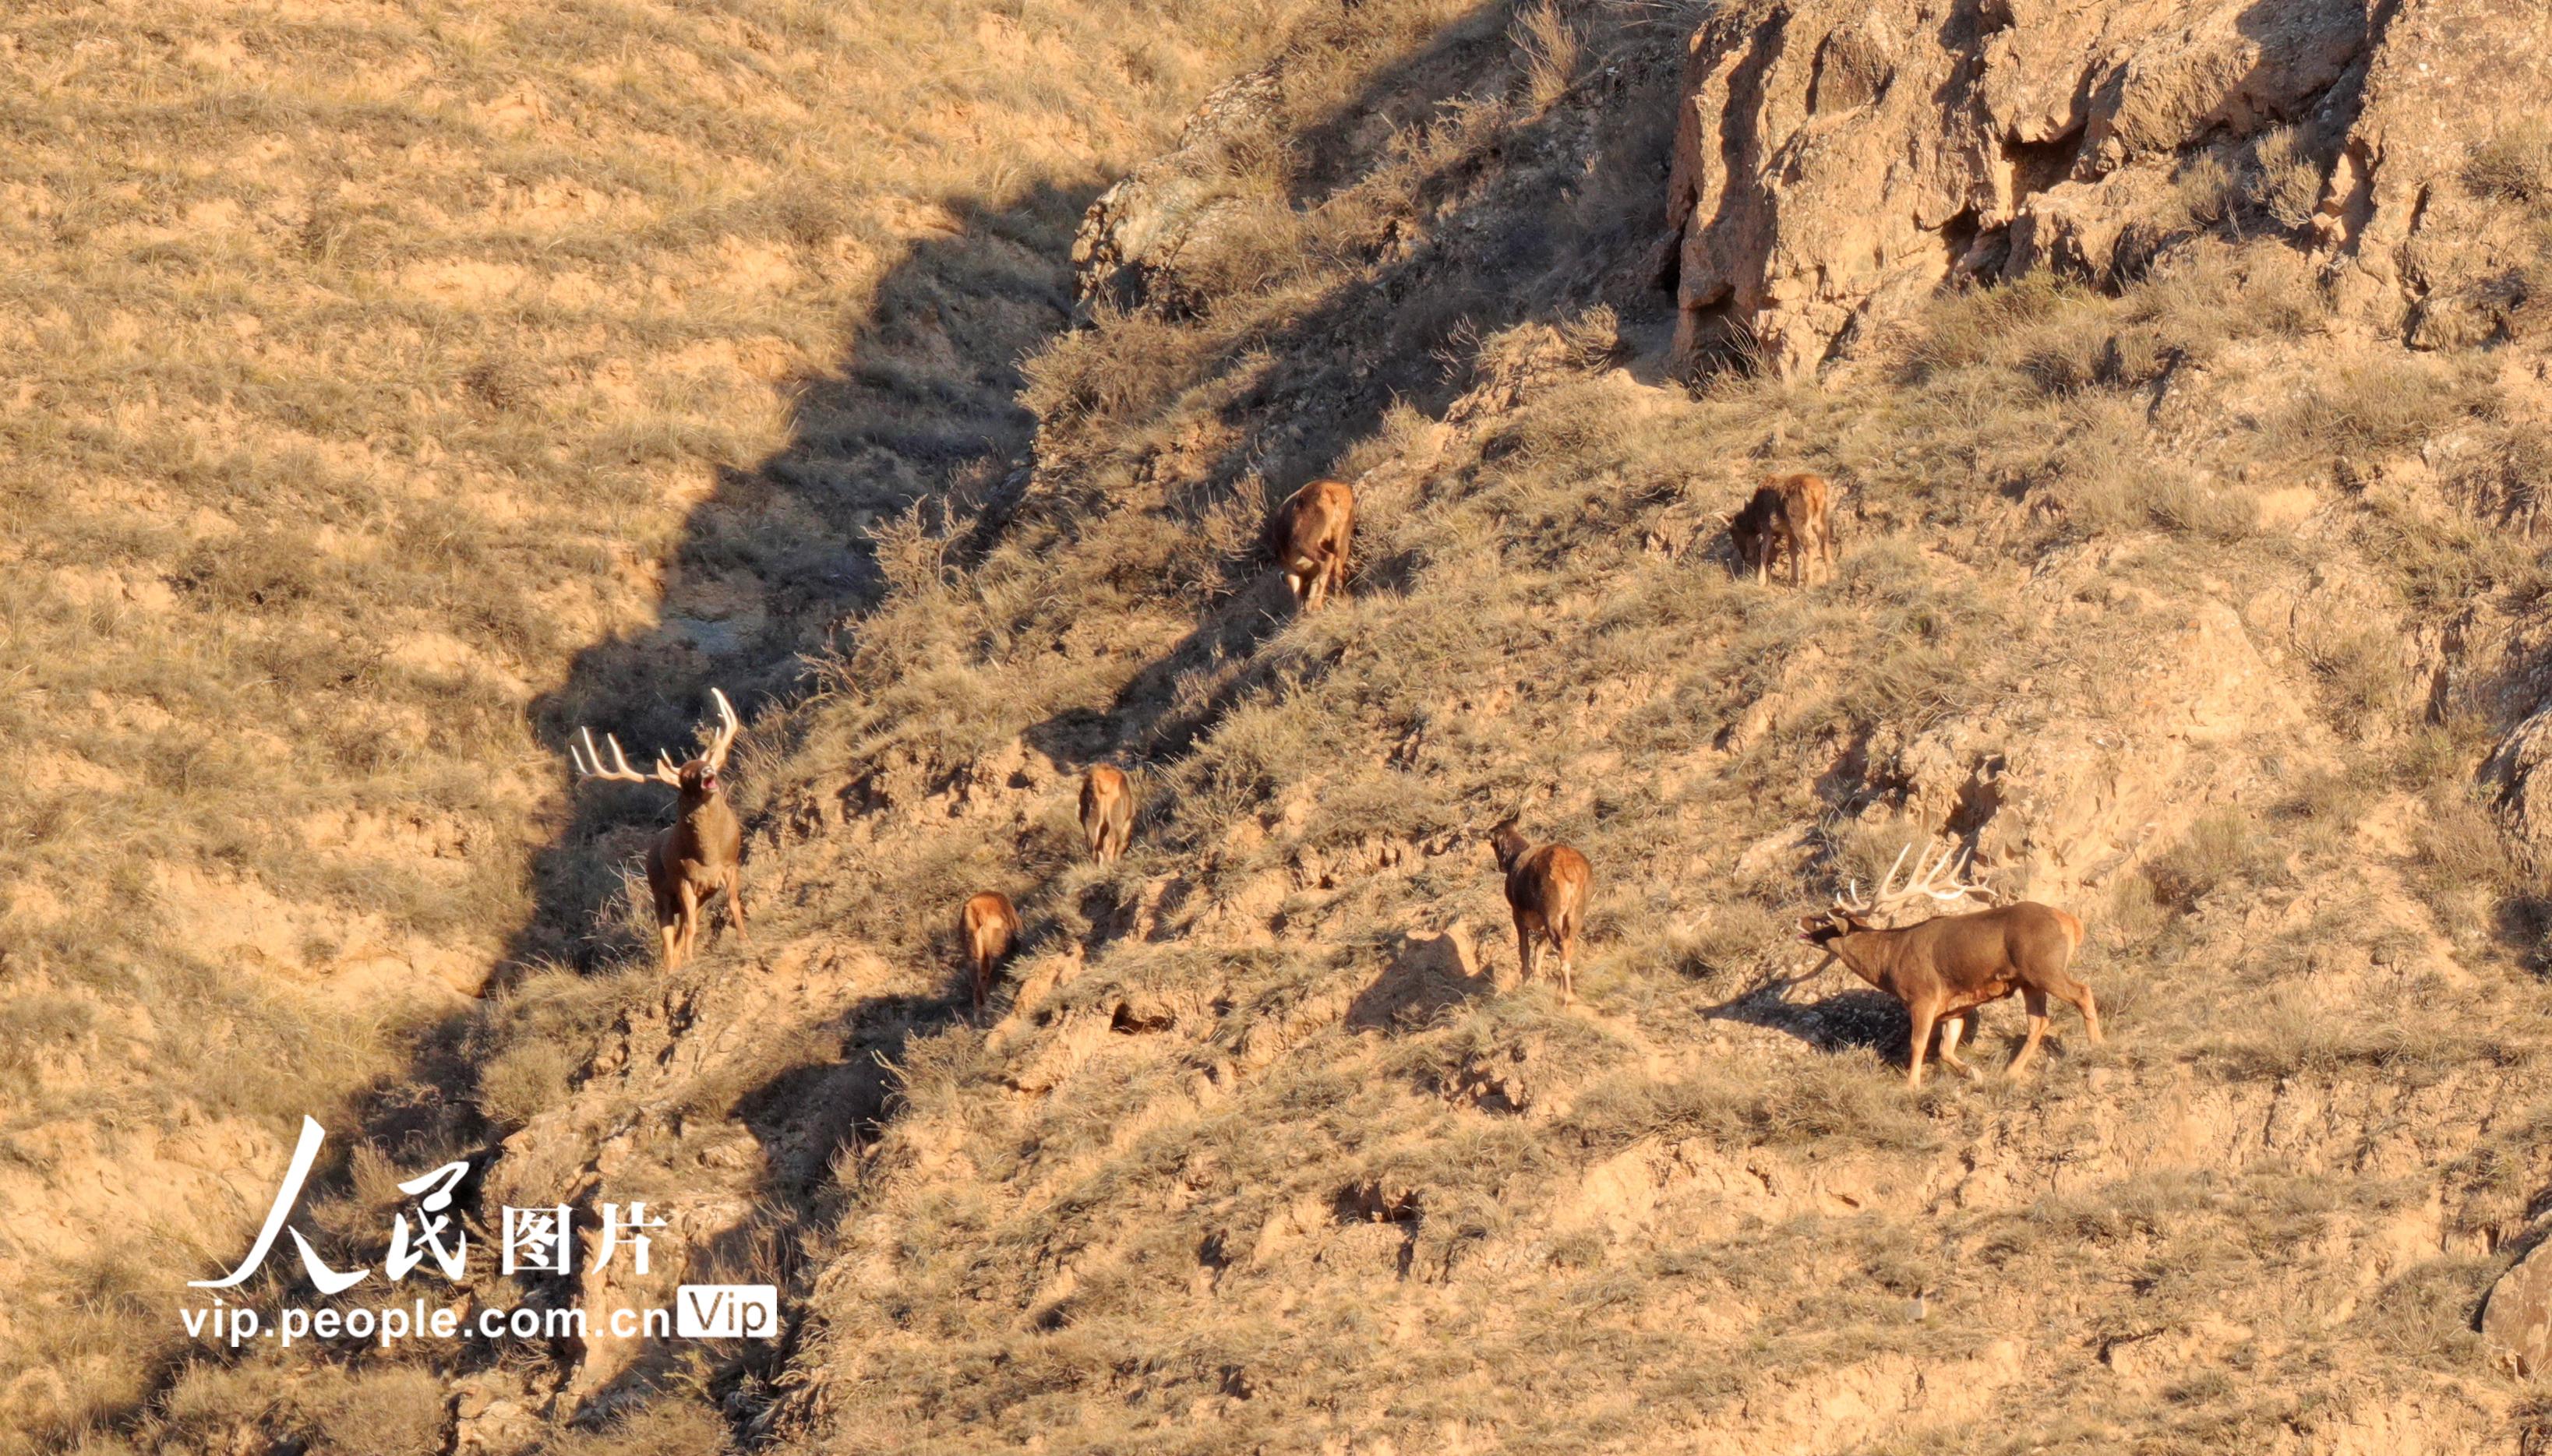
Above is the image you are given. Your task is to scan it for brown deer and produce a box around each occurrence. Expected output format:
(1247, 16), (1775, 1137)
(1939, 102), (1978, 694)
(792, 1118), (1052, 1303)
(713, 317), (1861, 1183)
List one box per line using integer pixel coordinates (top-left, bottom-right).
(959, 890), (1022, 1016)
(1797, 841), (2101, 1088)
(1268, 478), (1355, 611)
(1489, 816), (1592, 1003)
(1727, 471), (1834, 587)
(570, 689), (753, 973)
(1080, 766), (1134, 863)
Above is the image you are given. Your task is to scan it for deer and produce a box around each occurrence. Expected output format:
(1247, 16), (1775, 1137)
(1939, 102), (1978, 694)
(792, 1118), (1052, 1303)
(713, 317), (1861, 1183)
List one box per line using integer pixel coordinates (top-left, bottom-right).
(1726, 471), (1834, 587)
(1489, 816), (1593, 1003)
(569, 689), (754, 974)
(1268, 478), (1355, 612)
(1080, 765), (1134, 864)
(959, 890), (1022, 1017)
(1796, 840), (2101, 1088)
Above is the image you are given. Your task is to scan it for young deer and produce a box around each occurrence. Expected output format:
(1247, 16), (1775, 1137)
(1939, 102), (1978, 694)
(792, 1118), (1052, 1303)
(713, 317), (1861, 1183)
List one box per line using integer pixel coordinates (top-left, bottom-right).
(1268, 478), (1356, 612)
(1489, 816), (1592, 1003)
(570, 689), (753, 973)
(1798, 841), (2101, 1088)
(1080, 766), (1134, 863)
(1727, 471), (1835, 587)
(959, 890), (1022, 1017)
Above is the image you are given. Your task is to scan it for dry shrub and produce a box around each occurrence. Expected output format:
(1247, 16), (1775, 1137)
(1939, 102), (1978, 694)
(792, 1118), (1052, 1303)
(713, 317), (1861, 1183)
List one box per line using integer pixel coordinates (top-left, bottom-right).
(2143, 812), (2261, 911)
(312, 1370), (450, 1456)
(2301, 627), (2406, 736)
(2468, 121), (2552, 208)
(2248, 126), (2326, 231)
(1511, 0), (1583, 111)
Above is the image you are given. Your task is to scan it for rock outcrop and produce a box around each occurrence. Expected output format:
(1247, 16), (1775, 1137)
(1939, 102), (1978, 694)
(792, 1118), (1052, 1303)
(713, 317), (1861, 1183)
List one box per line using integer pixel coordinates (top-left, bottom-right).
(1069, 67), (1282, 319)
(1664, 0), (2550, 375)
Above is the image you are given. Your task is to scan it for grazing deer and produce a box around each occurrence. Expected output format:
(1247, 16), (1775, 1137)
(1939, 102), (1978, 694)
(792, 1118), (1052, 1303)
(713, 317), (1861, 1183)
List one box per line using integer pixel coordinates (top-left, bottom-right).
(1268, 478), (1356, 612)
(570, 689), (754, 973)
(1080, 766), (1134, 864)
(1727, 471), (1834, 587)
(1797, 841), (2101, 1088)
(960, 890), (1022, 1017)
(1489, 816), (1592, 1003)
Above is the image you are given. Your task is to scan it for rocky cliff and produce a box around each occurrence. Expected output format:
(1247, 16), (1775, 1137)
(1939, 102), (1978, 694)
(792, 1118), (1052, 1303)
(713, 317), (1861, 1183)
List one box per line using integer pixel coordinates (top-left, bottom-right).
(1665, 0), (2552, 374)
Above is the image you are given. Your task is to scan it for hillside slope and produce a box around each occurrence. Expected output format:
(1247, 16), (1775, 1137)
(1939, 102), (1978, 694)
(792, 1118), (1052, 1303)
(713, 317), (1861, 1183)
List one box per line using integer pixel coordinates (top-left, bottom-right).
(72, 0), (2552, 1452)
(0, 0), (1319, 1447)
(411, 2), (2552, 1454)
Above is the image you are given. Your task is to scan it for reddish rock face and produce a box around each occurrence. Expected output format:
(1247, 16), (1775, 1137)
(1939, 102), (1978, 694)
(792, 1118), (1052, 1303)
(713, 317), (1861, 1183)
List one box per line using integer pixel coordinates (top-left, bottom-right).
(1664, 0), (2552, 378)
(2485, 1236), (2552, 1376)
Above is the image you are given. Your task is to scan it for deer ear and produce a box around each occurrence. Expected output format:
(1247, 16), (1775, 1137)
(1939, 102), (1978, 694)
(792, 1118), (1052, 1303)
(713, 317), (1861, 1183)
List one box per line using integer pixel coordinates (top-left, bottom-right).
(1795, 915), (1827, 933)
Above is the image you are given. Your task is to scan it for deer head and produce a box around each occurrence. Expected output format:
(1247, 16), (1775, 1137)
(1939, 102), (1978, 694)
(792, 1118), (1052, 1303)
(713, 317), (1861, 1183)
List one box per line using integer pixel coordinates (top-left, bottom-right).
(570, 688), (741, 807)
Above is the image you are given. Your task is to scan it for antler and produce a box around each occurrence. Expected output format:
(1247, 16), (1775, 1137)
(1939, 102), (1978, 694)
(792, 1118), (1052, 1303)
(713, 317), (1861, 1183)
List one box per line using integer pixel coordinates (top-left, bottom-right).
(700, 687), (740, 773)
(1834, 837), (1991, 920)
(570, 724), (681, 787)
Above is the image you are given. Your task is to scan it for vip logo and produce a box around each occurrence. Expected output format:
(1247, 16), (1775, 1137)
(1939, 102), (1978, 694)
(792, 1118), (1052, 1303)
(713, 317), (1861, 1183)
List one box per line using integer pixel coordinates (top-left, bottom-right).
(674, 1284), (778, 1338)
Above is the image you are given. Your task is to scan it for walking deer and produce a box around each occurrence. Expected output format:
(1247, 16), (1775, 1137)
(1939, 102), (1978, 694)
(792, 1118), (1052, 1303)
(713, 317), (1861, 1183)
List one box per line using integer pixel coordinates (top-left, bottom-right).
(1489, 816), (1592, 1003)
(1797, 841), (2101, 1088)
(1269, 478), (1355, 612)
(1727, 471), (1834, 587)
(960, 890), (1022, 1017)
(570, 689), (753, 973)
(1080, 766), (1134, 863)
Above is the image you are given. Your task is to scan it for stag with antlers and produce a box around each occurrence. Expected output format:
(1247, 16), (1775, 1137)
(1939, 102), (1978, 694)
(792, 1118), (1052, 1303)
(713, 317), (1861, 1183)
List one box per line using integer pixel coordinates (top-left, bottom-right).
(1796, 839), (2100, 1088)
(570, 689), (754, 973)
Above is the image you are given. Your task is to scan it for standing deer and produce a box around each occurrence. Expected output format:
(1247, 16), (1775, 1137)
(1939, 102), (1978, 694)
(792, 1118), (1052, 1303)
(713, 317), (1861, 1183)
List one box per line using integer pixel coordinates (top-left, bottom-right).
(1797, 841), (2102, 1088)
(1727, 471), (1834, 587)
(1268, 478), (1355, 612)
(1080, 766), (1134, 863)
(1489, 816), (1592, 1003)
(959, 890), (1022, 1017)
(570, 689), (753, 973)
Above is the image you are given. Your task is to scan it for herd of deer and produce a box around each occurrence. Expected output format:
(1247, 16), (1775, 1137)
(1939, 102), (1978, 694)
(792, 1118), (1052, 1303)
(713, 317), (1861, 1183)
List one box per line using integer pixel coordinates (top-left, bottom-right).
(567, 471), (2102, 1088)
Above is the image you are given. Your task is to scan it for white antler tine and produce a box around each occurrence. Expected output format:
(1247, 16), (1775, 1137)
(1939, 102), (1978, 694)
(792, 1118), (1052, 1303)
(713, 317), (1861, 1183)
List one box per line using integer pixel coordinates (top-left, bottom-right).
(703, 686), (741, 772)
(570, 725), (665, 785)
(1876, 842), (1915, 900)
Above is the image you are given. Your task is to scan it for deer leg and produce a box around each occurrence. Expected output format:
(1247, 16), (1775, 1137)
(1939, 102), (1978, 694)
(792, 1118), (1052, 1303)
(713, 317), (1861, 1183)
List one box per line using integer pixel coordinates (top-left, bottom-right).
(2008, 988), (2051, 1078)
(1906, 1002), (1937, 1089)
(1937, 1012), (1982, 1081)
(725, 871), (754, 950)
(674, 881), (702, 968)
(658, 920), (682, 972)
(1556, 925), (1577, 1006)
(2042, 969), (2102, 1045)
(1513, 912), (1537, 991)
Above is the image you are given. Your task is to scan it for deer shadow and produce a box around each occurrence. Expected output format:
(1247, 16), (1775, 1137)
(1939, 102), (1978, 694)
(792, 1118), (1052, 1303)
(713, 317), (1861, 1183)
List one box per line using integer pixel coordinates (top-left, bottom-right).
(1702, 971), (1909, 1060)
(1347, 929), (1498, 1034)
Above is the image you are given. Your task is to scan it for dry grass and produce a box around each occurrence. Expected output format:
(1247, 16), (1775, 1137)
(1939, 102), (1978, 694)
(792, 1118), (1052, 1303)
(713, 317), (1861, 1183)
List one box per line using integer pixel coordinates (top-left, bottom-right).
(31, 0), (2552, 1450)
(686, 4), (2552, 1447)
(0, 0), (1325, 1446)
